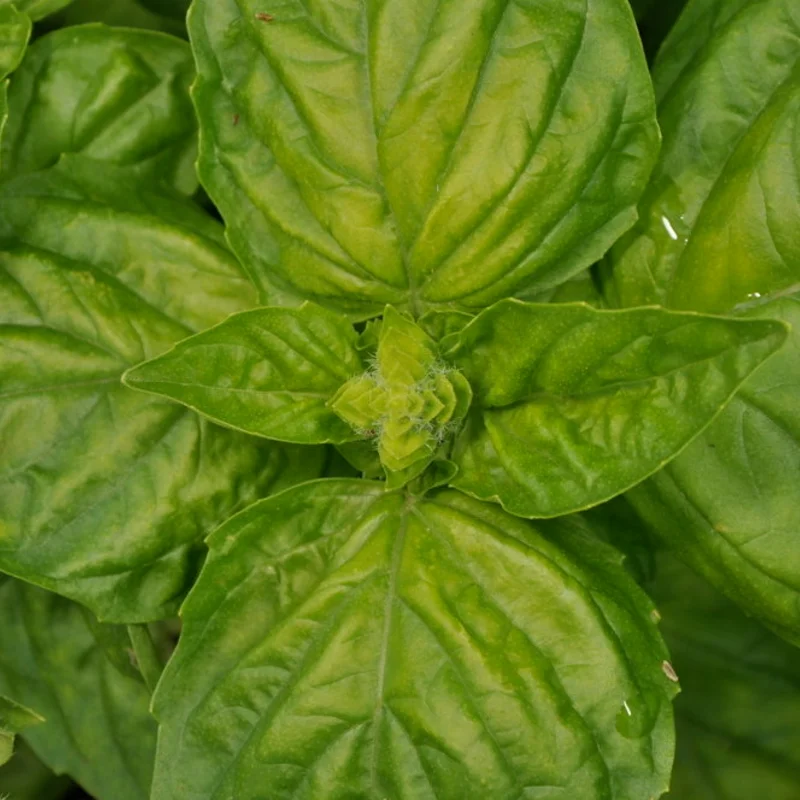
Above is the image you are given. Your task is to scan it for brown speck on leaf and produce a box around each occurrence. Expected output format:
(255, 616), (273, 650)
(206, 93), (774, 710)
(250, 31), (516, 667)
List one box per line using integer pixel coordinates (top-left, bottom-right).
(233, 113), (240, 126)
(661, 660), (679, 683)
(255, 12), (275, 22)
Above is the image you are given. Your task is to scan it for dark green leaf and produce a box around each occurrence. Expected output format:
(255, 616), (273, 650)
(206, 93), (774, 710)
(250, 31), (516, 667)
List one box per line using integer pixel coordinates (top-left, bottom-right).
(444, 300), (786, 518)
(50, 0), (187, 36)
(0, 739), (73, 799)
(0, 3), (30, 166)
(607, 0), (800, 313)
(627, 294), (800, 642)
(189, 0), (658, 318)
(0, 156), (326, 622)
(647, 555), (800, 799)
(0, 0), (72, 21)
(138, 0), (188, 21)
(0, 694), (43, 766)
(125, 302), (363, 444)
(152, 480), (676, 799)
(0, 577), (156, 799)
(1, 24), (198, 194)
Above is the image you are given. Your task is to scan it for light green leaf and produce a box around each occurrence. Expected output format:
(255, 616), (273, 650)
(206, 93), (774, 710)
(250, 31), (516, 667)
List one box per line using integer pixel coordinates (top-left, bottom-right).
(648, 554), (800, 799)
(152, 480), (676, 800)
(189, 0), (658, 319)
(0, 694), (43, 766)
(0, 739), (73, 799)
(0, 0), (72, 21)
(444, 300), (787, 518)
(0, 156), (326, 622)
(0, 24), (198, 194)
(124, 302), (363, 444)
(0, 577), (156, 799)
(627, 294), (800, 642)
(606, 0), (800, 312)
(330, 307), (471, 486)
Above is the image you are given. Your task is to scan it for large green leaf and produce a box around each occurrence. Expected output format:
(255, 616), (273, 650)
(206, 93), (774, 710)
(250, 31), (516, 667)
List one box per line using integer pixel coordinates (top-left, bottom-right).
(124, 302), (363, 444)
(189, 0), (658, 319)
(647, 555), (800, 799)
(0, 24), (198, 194)
(0, 577), (156, 800)
(443, 300), (786, 518)
(606, 0), (800, 313)
(627, 295), (800, 642)
(0, 156), (326, 622)
(152, 480), (677, 799)
(0, 0), (72, 21)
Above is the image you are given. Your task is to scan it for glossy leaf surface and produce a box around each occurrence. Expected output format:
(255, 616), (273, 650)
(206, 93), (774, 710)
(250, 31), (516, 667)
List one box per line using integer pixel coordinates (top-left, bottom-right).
(649, 555), (800, 799)
(0, 156), (325, 622)
(0, 0), (72, 21)
(628, 294), (800, 642)
(444, 300), (786, 518)
(0, 24), (198, 193)
(125, 303), (363, 444)
(51, 0), (186, 35)
(189, 0), (658, 318)
(607, 0), (800, 313)
(153, 480), (676, 800)
(0, 577), (156, 799)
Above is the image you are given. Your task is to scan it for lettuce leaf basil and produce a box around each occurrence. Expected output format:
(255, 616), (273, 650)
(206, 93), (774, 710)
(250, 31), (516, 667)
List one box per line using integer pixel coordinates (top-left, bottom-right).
(0, 156), (326, 622)
(152, 480), (678, 800)
(189, 0), (659, 319)
(0, 24), (198, 193)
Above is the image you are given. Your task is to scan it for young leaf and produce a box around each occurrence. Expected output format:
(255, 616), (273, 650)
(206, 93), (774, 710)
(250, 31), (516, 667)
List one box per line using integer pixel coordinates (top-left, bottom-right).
(0, 0), (72, 21)
(444, 300), (787, 518)
(0, 24), (198, 194)
(124, 303), (364, 444)
(0, 156), (326, 622)
(330, 307), (471, 486)
(0, 577), (156, 800)
(649, 555), (800, 799)
(152, 480), (676, 800)
(0, 695), (43, 766)
(627, 294), (800, 643)
(189, 0), (658, 318)
(606, 0), (800, 312)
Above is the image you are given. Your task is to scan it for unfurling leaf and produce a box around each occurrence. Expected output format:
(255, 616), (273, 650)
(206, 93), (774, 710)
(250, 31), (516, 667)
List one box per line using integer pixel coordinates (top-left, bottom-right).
(330, 307), (471, 486)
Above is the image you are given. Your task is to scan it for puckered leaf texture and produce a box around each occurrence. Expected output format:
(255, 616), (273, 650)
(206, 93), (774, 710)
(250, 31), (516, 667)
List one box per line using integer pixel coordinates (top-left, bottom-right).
(189, 0), (658, 319)
(153, 480), (677, 800)
(443, 300), (786, 518)
(0, 24), (199, 194)
(0, 156), (326, 622)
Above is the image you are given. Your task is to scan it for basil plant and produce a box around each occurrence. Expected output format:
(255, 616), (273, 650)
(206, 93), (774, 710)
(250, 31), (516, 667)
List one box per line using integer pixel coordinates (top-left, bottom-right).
(0, 0), (798, 797)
